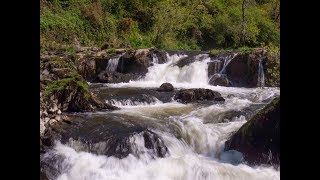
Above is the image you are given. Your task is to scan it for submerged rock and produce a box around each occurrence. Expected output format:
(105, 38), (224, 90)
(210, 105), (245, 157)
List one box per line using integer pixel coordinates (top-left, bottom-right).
(60, 118), (168, 159)
(104, 129), (168, 158)
(209, 74), (231, 87)
(174, 88), (225, 103)
(224, 96), (280, 166)
(158, 83), (174, 92)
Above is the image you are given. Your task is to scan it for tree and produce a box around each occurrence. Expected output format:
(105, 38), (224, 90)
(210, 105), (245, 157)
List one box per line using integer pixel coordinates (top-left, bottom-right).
(240, 0), (247, 46)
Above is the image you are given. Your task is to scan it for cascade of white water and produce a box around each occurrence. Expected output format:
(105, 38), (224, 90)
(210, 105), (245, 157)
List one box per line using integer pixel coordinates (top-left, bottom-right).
(141, 53), (211, 85)
(213, 60), (221, 74)
(258, 59), (265, 88)
(219, 53), (238, 74)
(208, 53), (237, 84)
(152, 53), (159, 64)
(106, 53), (124, 72)
(42, 87), (280, 180)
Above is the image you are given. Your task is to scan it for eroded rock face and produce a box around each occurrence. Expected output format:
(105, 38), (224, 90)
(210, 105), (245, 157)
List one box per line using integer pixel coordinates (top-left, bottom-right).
(174, 88), (225, 104)
(117, 49), (151, 75)
(209, 74), (231, 87)
(224, 96), (280, 166)
(59, 116), (169, 159)
(151, 49), (168, 64)
(225, 54), (258, 87)
(40, 56), (118, 152)
(95, 71), (141, 83)
(158, 83), (174, 92)
(208, 48), (279, 88)
(77, 59), (96, 81)
(102, 129), (168, 158)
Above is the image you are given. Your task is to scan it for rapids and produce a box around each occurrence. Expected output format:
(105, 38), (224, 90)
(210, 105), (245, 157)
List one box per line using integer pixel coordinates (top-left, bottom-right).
(41, 52), (280, 180)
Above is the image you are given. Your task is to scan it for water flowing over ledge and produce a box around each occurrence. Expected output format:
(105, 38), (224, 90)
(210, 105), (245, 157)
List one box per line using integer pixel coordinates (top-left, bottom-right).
(41, 48), (280, 180)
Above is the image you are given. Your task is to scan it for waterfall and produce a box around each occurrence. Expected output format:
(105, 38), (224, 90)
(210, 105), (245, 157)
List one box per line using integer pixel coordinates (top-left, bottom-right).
(152, 53), (159, 64)
(106, 53), (124, 72)
(141, 53), (211, 85)
(208, 53), (237, 85)
(219, 53), (238, 74)
(41, 87), (280, 180)
(213, 60), (221, 74)
(258, 59), (265, 88)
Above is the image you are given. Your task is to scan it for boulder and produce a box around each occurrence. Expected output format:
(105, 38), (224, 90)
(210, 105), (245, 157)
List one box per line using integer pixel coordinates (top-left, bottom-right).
(117, 49), (151, 75)
(158, 83), (174, 92)
(60, 117), (168, 159)
(77, 59), (96, 81)
(174, 53), (209, 68)
(151, 49), (168, 64)
(104, 129), (168, 158)
(224, 96), (280, 166)
(225, 54), (257, 87)
(207, 61), (222, 77)
(106, 94), (159, 106)
(209, 74), (230, 86)
(96, 71), (141, 83)
(174, 88), (225, 104)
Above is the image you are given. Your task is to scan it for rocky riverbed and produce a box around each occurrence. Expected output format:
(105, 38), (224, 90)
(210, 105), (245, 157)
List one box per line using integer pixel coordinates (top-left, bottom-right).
(40, 47), (280, 180)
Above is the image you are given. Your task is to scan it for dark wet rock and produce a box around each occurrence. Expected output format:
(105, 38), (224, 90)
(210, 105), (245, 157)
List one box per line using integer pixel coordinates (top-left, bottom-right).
(95, 71), (141, 83)
(225, 54), (257, 87)
(40, 170), (49, 180)
(103, 129), (168, 158)
(151, 49), (168, 64)
(142, 130), (168, 158)
(224, 96), (280, 166)
(207, 61), (222, 77)
(174, 88), (225, 104)
(94, 54), (118, 74)
(117, 49), (151, 75)
(158, 83), (174, 92)
(77, 59), (96, 81)
(40, 56), (119, 143)
(207, 48), (279, 87)
(106, 94), (159, 106)
(223, 49), (274, 88)
(175, 53), (209, 68)
(59, 116), (168, 159)
(209, 74), (231, 86)
(92, 87), (175, 104)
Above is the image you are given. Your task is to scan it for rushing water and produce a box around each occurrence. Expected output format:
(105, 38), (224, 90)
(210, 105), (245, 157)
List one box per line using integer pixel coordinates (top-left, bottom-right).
(152, 53), (159, 64)
(258, 59), (265, 88)
(106, 53), (124, 72)
(41, 52), (280, 180)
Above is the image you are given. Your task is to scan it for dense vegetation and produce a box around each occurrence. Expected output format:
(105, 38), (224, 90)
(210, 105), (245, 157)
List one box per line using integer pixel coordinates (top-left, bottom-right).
(40, 0), (280, 51)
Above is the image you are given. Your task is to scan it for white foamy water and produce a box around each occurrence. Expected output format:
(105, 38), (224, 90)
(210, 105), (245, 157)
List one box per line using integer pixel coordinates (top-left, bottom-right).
(106, 53), (124, 72)
(47, 112), (279, 180)
(106, 97), (163, 108)
(106, 53), (212, 88)
(42, 52), (280, 180)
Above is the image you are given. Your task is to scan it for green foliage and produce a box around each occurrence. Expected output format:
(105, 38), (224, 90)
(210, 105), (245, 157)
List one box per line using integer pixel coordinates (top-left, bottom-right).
(237, 46), (255, 54)
(41, 0), (280, 51)
(209, 48), (233, 55)
(266, 59), (280, 87)
(43, 68), (90, 98)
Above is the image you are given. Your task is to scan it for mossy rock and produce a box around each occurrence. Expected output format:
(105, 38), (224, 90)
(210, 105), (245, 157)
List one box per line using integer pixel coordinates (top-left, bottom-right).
(225, 96), (280, 166)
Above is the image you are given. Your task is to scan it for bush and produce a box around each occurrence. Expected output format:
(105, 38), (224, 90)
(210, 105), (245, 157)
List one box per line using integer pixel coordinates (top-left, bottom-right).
(40, 0), (280, 51)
